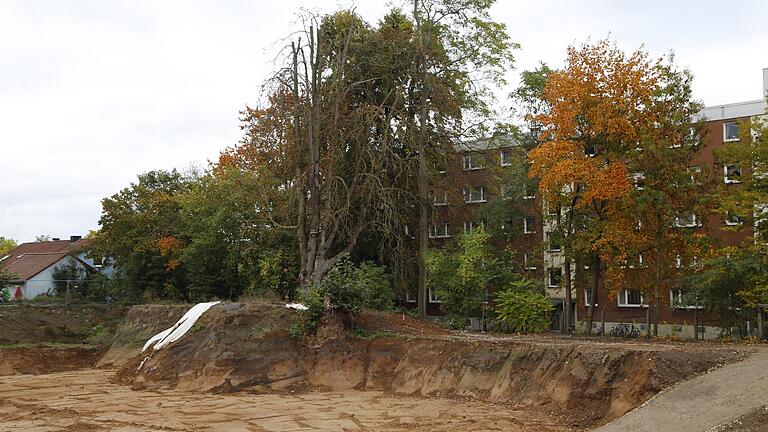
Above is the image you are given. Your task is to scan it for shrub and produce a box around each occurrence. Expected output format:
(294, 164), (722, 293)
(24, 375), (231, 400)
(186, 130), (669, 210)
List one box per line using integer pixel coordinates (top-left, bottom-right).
(494, 279), (553, 333)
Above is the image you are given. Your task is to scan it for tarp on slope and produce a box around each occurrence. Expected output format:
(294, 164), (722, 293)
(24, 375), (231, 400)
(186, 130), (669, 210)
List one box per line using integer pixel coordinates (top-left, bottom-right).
(142, 301), (220, 352)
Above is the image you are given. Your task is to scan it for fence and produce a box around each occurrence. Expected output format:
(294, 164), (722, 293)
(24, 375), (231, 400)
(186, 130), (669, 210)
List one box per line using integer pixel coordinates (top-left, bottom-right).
(1, 279), (109, 303)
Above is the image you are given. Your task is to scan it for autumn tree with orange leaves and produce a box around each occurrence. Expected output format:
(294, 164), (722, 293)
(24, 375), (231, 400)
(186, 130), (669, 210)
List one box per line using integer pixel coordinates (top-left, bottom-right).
(528, 39), (704, 335)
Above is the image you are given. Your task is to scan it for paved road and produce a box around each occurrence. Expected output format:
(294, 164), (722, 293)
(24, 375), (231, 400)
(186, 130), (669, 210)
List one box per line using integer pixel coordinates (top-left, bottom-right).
(595, 349), (768, 432)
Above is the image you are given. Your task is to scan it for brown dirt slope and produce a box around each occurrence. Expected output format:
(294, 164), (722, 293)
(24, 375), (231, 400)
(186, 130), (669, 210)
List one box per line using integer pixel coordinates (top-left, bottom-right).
(0, 303), (126, 345)
(114, 303), (746, 428)
(0, 346), (101, 375)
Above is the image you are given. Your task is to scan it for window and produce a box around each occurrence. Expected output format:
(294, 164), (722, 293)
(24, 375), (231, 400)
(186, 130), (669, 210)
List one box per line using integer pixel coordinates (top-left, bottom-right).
(688, 166), (702, 184)
(523, 216), (536, 234)
(405, 291), (417, 303)
(725, 212), (743, 226)
(523, 183), (535, 200)
(724, 121), (740, 142)
(670, 289), (702, 309)
(524, 252), (537, 270)
(463, 220), (483, 234)
(548, 268), (562, 288)
(675, 255), (682, 269)
(433, 191), (449, 206)
(688, 127), (700, 146)
(546, 204), (559, 218)
(500, 149), (513, 167)
(545, 232), (562, 252)
(429, 223), (450, 238)
(632, 172), (646, 191)
(674, 213), (700, 228)
(463, 186), (486, 203)
(462, 153), (485, 171)
(724, 164), (742, 184)
(617, 289), (646, 307)
(584, 289), (597, 307)
(500, 185), (514, 200)
(428, 287), (442, 303)
(585, 144), (596, 157)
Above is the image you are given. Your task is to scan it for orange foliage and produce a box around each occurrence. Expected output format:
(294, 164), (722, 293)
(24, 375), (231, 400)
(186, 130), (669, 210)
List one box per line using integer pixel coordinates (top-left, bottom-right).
(157, 236), (182, 271)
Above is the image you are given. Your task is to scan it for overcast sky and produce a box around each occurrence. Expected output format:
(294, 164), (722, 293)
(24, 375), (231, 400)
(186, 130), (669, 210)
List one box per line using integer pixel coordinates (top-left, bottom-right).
(1, 0), (766, 243)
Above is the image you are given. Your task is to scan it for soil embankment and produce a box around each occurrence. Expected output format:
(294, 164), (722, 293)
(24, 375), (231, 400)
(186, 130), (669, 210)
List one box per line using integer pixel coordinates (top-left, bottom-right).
(114, 303), (746, 428)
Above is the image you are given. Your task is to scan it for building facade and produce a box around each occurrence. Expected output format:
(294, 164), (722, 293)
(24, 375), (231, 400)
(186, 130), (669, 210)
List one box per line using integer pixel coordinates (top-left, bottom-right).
(424, 68), (768, 338)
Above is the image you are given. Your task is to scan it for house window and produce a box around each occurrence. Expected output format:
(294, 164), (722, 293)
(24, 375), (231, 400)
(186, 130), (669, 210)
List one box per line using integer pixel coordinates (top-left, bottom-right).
(545, 232), (562, 252)
(463, 220), (483, 234)
(724, 164), (742, 184)
(670, 289), (702, 309)
(584, 289), (597, 307)
(524, 252), (537, 270)
(433, 191), (449, 206)
(405, 291), (417, 303)
(462, 153), (485, 171)
(618, 289), (646, 307)
(585, 144), (596, 157)
(724, 121), (740, 142)
(688, 127), (700, 146)
(725, 212), (743, 226)
(429, 223), (450, 238)
(546, 204), (559, 218)
(463, 186), (486, 203)
(674, 213), (699, 228)
(632, 172), (645, 190)
(548, 268), (562, 288)
(675, 255), (682, 268)
(523, 182), (536, 200)
(523, 216), (536, 234)
(428, 287), (442, 303)
(500, 185), (514, 200)
(500, 149), (513, 167)
(688, 166), (702, 184)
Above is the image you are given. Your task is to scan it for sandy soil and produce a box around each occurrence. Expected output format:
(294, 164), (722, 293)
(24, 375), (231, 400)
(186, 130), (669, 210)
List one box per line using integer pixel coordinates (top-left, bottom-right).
(0, 369), (566, 432)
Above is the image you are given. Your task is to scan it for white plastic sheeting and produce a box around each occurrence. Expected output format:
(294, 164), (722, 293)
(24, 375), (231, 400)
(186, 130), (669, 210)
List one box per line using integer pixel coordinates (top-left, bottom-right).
(142, 301), (220, 352)
(285, 303), (308, 311)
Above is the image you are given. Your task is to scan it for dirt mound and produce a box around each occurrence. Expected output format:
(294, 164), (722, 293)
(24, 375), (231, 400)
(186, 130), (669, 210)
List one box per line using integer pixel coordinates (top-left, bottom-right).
(353, 309), (451, 336)
(0, 303), (126, 345)
(0, 346), (102, 375)
(113, 302), (746, 428)
(98, 304), (186, 367)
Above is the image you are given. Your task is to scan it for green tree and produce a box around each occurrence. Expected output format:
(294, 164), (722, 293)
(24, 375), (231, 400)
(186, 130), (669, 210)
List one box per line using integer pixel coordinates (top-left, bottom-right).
(0, 237), (17, 256)
(494, 278), (553, 333)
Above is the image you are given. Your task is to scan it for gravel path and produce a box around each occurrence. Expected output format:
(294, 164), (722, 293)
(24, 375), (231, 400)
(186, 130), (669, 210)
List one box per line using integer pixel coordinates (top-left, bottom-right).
(595, 348), (768, 432)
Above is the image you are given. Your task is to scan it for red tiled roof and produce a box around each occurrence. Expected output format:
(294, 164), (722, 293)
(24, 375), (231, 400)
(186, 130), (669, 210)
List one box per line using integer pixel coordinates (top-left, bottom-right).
(0, 239), (90, 281)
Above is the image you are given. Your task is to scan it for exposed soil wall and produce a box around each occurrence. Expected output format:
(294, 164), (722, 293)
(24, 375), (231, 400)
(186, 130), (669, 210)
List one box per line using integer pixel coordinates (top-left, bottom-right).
(0, 303), (126, 345)
(113, 303), (745, 428)
(0, 346), (101, 375)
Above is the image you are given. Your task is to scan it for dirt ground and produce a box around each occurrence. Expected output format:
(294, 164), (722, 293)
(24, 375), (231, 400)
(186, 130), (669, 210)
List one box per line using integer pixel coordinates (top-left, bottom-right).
(0, 369), (565, 432)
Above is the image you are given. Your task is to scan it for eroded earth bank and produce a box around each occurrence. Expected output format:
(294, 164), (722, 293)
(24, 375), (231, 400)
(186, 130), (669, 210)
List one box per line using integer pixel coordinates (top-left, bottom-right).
(0, 302), (758, 431)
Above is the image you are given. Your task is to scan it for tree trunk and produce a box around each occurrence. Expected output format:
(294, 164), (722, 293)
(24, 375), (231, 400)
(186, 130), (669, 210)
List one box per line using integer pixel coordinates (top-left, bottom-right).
(585, 254), (600, 335)
(414, 0), (430, 318)
(563, 253), (572, 335)
(653, 231), (662, 337)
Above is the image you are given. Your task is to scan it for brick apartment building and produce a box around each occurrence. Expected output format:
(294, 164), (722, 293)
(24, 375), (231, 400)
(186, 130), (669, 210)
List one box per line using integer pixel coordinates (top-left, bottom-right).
(424, 68), (768, 338)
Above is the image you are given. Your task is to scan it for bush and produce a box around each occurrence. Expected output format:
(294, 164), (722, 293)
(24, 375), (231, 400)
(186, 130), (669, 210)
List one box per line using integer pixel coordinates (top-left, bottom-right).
(494, 279), (553, 333)
(296, 257), (394, 334)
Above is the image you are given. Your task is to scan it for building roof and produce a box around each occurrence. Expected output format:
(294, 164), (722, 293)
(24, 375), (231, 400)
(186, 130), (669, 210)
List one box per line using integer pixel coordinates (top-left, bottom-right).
(697, 99), (767, 122)
(0, 239), (90, 281)
(456, 134), (521, 152)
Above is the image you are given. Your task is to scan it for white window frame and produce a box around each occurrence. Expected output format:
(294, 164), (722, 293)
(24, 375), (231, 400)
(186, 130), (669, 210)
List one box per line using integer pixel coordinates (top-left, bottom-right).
(463, 220), (483, 234)
(723, 121), (740, 142)
(500, 149), (512, 167)
(523, 184), (535, 200)
(523, 252), (537, 270)
(725, 212), (742, 226)
(547, 267), (562, 288)
(463, 186), (486, 203)
(462, 153), (484, 171)
(674, 214), (700, 228)
(675, 255), (682, 269)
(429, 223), (450, 239)
(433, 191), (449, 206)
(617, 289), (647, 308)
(724, 164), (742, 184)
(584, 288), (598, 307)
(632, 172), (645, 190)
(428, 287), (442, 303)
(523, 216), (535, 234)
(670, 289), (702, 309)
(405, 291), (417, 303)
(545, 232), (562, 252)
